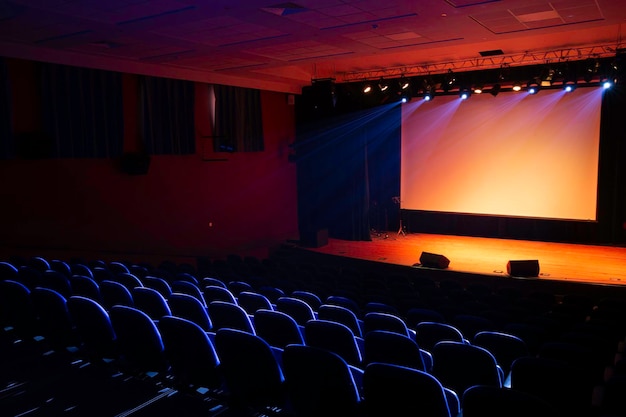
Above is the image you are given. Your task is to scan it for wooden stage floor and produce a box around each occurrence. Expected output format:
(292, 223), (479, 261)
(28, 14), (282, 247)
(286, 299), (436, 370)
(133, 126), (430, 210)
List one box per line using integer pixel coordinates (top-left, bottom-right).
(308, 233), (626, 287)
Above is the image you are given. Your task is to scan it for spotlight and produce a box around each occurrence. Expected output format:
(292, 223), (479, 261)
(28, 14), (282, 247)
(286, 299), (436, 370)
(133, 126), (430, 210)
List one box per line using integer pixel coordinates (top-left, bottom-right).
(527, 79), (540, 95)
(601, 77), (613, 89)
(512, 81), (522, 92)
(378, 78), (389, 92)
(399, 75), (410, 90)
(459, 87), (471, 100)
(363, 84), (372, 94)
(443, 69), (456, 92)
(489, 83), (501, 97)
(401, 97), (408, 103)
(563, 80), (576, 92)
(423, 89), (434, 101)
(473, 84), (484, 94)
(584, 58), (599, 83)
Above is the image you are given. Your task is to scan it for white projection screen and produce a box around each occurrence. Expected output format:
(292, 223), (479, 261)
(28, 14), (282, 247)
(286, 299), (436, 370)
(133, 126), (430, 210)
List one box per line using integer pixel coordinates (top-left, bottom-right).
(400, 87), (603, 220)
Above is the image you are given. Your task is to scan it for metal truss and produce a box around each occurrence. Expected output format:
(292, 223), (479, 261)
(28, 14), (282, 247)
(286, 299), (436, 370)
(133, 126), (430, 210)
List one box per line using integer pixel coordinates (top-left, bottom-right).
(337, 44), (622, 82)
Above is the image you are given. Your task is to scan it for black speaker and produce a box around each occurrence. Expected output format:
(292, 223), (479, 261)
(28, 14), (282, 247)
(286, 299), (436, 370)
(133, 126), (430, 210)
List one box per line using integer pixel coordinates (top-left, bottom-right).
(301, 228), (328, 248)
(121, 152), (151, 175)
(419, 252), (450, 269)
(507, 260), (540, 277)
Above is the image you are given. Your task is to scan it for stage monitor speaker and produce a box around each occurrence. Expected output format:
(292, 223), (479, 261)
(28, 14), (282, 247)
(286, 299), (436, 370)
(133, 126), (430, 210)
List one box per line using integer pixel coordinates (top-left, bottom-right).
(507, 260), (540, 278)
(419, 252), (450, 269)
(121, 152), (151, 175)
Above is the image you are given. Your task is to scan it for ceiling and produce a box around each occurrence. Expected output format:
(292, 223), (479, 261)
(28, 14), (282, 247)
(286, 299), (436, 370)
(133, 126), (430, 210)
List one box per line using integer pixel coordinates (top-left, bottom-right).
(0, 0), (625, 94)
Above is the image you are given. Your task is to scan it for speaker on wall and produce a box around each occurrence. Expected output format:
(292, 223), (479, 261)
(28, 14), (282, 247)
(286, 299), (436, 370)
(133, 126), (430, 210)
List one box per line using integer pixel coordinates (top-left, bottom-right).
(419, 252), (450, 269)
(507, 260), (540, 278)
(121, 152), (151, 175)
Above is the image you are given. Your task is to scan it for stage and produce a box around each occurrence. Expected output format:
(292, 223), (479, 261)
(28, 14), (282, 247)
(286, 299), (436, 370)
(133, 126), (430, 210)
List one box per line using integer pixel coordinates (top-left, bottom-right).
(307, 232), (626, 287)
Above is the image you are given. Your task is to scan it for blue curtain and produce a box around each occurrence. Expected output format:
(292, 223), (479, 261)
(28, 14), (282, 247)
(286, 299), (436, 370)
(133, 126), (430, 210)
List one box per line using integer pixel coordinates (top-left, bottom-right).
(0, 58), (13, 159)
(214, 84), (264, 152)
(139, 76), (195, 155)
(41, 63), (123, 158)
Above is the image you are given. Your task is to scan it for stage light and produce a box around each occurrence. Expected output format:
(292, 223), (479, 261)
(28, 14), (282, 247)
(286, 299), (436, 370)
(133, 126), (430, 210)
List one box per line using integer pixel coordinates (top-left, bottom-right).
(443, 69), (456, 92)
(378, 78), (389, 92)
(489, 83), (501, 97)
(563, 80), (576, 92)
(512, 81), (522, 92)
(584, 58), (600, 83)
(399, 75), (410, 90)
(602, 78), (613, 89)
(401, 97), (408, 103)
(459, 87), (471, 100)
(423, 92), (433, 101)
(527, 80), (540, 95)
(473, 84), (484, 94)
(363, 84), (372, 94)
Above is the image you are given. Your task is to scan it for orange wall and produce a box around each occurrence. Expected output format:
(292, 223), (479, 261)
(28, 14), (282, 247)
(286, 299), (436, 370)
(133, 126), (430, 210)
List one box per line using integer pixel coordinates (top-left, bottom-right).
(0, 59), (298, 264)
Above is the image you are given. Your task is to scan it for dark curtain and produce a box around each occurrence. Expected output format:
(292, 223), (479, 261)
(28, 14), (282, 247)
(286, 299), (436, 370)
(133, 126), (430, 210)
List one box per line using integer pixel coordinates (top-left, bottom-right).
(596, 84), (626, 243)
(214, 84), (264, 152)
(41, 63), (123, 158)
(296, 103), (401, 241)
(140, 76), (195, 155)
(0, 58), (12, 159)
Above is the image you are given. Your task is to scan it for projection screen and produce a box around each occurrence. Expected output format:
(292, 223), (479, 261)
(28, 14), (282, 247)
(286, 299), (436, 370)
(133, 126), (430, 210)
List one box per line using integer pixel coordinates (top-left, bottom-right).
(400, 88), (603, 221)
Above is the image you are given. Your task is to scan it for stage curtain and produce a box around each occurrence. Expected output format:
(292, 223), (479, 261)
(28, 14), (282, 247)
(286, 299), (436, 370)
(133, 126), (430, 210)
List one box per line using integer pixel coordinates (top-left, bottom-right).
(0, 58), (12, 159)
(40, 63), (123, 158)
(295, 104), (401, 241)
(139, 76), (195, 155)
(213, 84), (264, 152)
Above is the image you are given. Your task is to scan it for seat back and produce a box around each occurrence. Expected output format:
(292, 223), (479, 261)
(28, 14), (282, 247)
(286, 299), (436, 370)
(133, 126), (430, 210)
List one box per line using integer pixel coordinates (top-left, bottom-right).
(473, 331), (529, 377)
(304, 319), (362, 367)
(167, 292), (212, 331)
(158, 315), (221, 388)
(237, 291), (273, 315)
(132, 287), (172, 321)
(67, 296), (117, 360)
(214, 328), (285, 409)
(69, 275), (101, 301)
(100, 280), (134, 310)
(142, 276), (172, 299)
(31, 287), (76, 349)
(318, 304), (363, 337)
(415, 321), (465, 352)
(253, 309), (304, 348)
(364, 330), (425, 371)
(364, 362), (452, 417)
(203, 285), (237, 305)
(363, 312), (411, 338)
(109, 305), (167, 374)
(432, 341), (502, 397)
(282, 344), (361, 417)
(275, 297), (315, 325)
(170, 280), (204, 304)
(208, 301), (255, 334)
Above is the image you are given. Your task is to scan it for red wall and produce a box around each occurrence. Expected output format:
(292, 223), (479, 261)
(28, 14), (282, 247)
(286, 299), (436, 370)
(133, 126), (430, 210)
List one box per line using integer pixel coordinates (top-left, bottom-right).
(0, 59), (298, 264)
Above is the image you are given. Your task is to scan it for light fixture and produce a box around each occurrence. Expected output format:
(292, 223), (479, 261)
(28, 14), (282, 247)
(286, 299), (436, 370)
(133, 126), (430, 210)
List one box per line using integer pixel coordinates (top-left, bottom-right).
(443, 69), (456, 92)
(473, 84), (484, 94)
(584, 58), (600, 83)
(378, 78), (389, 92)
(489, 83), (501, 97)
(527, 79), (540, 95)
(363, 84), (372, 94)
(459, 87), (471, 100)
(563, 79), (576, 92)
(423, 87), (435, 101)
(399, 75), (410, 90)
(512, 81), (522, 92)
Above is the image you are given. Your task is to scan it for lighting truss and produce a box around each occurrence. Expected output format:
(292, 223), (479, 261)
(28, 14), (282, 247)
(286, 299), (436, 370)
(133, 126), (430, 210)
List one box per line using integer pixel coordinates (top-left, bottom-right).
(338, 44), (621, 83)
